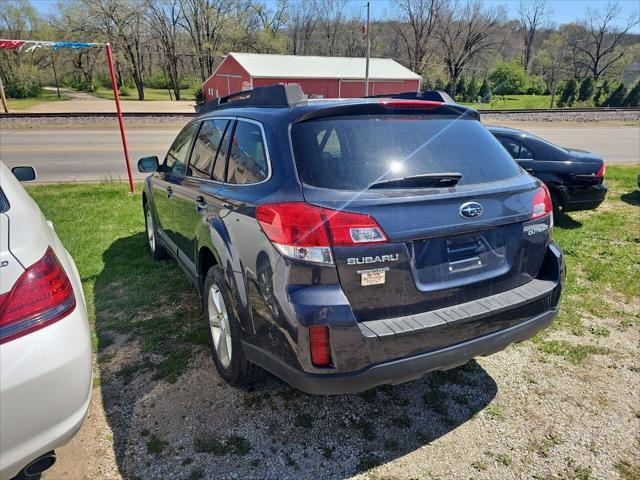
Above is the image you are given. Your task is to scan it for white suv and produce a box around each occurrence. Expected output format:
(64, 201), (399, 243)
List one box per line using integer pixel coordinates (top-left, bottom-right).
(0, 162), (92, 479)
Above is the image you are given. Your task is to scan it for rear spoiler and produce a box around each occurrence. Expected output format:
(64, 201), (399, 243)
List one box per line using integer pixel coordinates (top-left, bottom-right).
(364, 90), (455, 103)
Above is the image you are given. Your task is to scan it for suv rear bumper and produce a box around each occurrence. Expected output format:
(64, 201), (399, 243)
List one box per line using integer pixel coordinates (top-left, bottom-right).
(244, 241), (564, 395)
(244, 306), (557, 395)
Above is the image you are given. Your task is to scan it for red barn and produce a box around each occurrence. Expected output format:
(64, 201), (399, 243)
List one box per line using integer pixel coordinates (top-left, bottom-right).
(202, 52), (421, 101)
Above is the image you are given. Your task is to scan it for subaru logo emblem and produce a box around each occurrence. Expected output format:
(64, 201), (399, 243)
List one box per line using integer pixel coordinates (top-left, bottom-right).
(459, 201), (483, 219)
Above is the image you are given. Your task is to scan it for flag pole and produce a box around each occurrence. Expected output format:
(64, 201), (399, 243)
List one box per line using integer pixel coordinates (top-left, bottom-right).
(105, 42), (135, 194)
(364, 1), (371, 96)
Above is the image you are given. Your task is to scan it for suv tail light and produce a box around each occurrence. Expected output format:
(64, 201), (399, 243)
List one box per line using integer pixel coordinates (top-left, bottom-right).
(596, 162), (606, 177)
(256, 202), (387, 264)
(532, 183), (553, 220)
(0, 247), (76, 344)
(309, 325), (331, 367)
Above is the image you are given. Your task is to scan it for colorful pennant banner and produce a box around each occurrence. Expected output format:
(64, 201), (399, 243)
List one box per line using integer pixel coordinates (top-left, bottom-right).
(0, 39), (102, 51)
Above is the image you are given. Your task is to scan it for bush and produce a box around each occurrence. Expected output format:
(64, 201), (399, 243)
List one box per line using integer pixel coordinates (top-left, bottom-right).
(489, 61), (527, 95)
(578, 77), (595, 102)
(455, 77), (467, 102)
(526, 75), (547, 95)
(4, 65), (43, 98)
(604, 83), (627, 107)
(623, 81), (640, 107)
(194, 87), (205, 105)
(145, 71), (190, 90)
(466, 77), (480, 102)
(593, 80), (610, 107)
(479, 79), (492, 103)
(62, 77), (95, 92)
(557, 78), (577, 107)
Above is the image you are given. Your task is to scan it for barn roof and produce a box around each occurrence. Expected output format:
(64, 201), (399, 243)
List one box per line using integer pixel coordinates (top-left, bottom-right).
(219, 52), (422, 81)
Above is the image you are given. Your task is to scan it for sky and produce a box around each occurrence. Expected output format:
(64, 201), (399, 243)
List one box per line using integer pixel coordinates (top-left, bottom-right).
(29, 0), (640, 30)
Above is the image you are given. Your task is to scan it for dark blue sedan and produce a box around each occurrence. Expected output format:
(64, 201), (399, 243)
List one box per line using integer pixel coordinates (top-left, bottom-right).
(488, 126), (607, 213)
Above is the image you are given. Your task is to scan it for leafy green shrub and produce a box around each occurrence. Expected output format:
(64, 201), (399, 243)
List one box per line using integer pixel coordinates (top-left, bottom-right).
(593, 80), (610, 107)
(455, 77), (467, 102)
(479, 79), (492, 103)
(489, 61), (527, 95)
(62, 77), (95, 92)
(557, 78), (577, 107)
(526, 75), (547, 95)
(194, 87), (205, 105)
(145, 71), (189, 89)
(604, 83), (627, 107)
(4, 65), (43, 98)
(465, 77), (480, 102)
(623, 81), (640, 107)
(578, 77), (595, 102)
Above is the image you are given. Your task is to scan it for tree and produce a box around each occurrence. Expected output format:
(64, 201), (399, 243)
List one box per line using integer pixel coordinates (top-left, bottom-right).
(147, 0), (184, 100)
(557, 78), (577, 107)
(180, 0), (234, 84)
(517, 0), (551, 73)
(604, 82), (627, 106)
(314, 0), (347, 56)
(455, 76), (466, 101)
(479, 78), (492, 103)
(392, 0), (442, 75)
(466, 76), (480, 102)
(437, 0), (505, 98)
(578, 76), (595, 102)
(623, 81), (640, 107)
(526, 75), (547, 95)
(489, 61), (527, 95)
(568, 2), (639, 82)
(594, 79), (610, 106)
(287, 1), (317, 55)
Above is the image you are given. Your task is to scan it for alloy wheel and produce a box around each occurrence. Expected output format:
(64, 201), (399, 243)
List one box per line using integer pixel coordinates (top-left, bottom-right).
(208, 284), (233, 368)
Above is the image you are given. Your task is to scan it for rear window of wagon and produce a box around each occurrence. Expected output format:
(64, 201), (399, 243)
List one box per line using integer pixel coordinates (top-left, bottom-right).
(291, 116), (521, 190)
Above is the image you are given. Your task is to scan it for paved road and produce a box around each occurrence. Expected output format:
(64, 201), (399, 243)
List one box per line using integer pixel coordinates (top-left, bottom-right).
(1, 125), (638, 183)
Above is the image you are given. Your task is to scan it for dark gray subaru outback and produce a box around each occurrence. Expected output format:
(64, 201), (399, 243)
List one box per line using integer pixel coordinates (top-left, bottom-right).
(138, 85), (564, 394)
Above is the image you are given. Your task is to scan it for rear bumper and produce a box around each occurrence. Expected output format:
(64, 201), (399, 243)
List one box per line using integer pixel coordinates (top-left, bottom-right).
(245, 242), (564, 395)
(563, 183), (607, 212)
(0, 304), (93, 479)
(245, 306), (558, 395)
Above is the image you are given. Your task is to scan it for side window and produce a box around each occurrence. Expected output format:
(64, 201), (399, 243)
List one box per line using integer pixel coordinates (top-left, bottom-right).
(188, 119), (230, 179)
(213, 122), (232, 182)
(165, 123), (198, 176)
(519, 143), (535, 159)
(497, 136), (520, 159)
(226, 121), (269, 185)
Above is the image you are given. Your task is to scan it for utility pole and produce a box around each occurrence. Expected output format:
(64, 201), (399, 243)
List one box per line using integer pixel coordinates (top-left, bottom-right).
(364, 1), (371, 96)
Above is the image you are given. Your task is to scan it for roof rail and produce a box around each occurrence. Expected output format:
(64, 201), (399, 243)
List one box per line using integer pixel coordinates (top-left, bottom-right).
(196, 84), (306, 114)
(364, 90), (455, 104)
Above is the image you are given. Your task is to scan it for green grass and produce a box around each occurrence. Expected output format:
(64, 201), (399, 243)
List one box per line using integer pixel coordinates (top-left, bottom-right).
(91, 87), (195, 101)
(461, 94), (552, 110)
(6, 91), (70, 110)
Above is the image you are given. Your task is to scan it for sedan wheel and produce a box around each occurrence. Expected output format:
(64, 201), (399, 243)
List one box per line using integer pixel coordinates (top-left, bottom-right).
(208, 284), (233, 368)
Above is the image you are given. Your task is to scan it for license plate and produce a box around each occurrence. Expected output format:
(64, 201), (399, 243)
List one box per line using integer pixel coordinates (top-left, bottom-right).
(358, 268), (387, 286)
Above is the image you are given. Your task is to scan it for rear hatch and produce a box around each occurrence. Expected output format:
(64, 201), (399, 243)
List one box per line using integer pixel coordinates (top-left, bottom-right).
(291, 106), (550, 321)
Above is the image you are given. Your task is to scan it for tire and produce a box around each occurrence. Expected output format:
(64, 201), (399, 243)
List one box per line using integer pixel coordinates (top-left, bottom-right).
(203, 266), (263, 386)
(550, 191), (564, 216)
(144, 201), (168, 260)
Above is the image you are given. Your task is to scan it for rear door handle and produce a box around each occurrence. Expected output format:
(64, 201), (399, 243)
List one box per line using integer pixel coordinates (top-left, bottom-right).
(196, 195), (207, 214)
(166, 186), (173, 198)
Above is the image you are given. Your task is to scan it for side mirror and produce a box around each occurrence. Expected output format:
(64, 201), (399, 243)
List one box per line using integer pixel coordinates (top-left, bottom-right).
(138, 156), (160, 173)
(11, 166), (36, 182)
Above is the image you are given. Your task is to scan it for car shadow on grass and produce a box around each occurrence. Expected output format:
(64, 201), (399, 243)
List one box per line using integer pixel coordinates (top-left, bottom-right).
(554, 212), (582, 229)
(94, 233), (498, 480)
(620, 190), (639, 207)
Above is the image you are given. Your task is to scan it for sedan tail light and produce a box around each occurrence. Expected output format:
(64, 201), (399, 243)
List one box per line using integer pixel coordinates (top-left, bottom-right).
(0, 247), (76, 344)
(256, 202), (388, 264)
(531, 183), (553, 220)
(596, 162), (606, 177)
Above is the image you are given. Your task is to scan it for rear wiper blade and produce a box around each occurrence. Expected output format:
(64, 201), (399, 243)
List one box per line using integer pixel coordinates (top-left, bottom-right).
(368, 172), (462, 189)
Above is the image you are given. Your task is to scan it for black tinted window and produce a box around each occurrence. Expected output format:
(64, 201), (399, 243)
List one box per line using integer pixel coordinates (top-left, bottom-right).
(292, 116), (521, 190)
(189, 119), (230, 179)
(226, 121), (268, 184)
(519, 143), (534, 159)
(213, 123), (231, 181)
(497, 136), (521, 158)
(166, 123), (198, 176)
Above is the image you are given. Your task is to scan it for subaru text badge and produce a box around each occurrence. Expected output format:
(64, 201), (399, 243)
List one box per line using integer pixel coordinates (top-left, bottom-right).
(459, 202), (483, 219)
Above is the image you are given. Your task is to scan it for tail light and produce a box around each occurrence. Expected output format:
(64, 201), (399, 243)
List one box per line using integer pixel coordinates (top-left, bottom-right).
(0, 247), (76, 344)
(596, 162), (606, 177)
(379, 100), (443, 109)
(532, 183), (553, 220)
(256, 202), (387, 264)
(309, 325), (331, 367)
